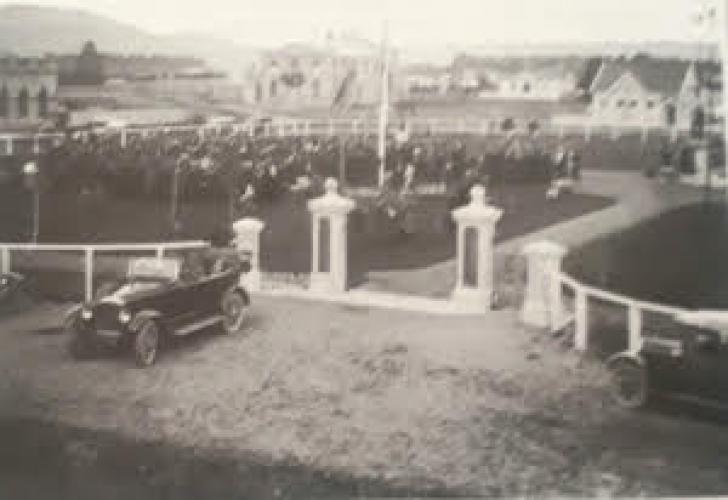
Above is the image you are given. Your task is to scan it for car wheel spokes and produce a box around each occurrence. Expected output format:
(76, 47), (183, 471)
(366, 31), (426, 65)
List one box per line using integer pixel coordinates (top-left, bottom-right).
(222, 292), (246, 333)
(134, 321), (159, 367)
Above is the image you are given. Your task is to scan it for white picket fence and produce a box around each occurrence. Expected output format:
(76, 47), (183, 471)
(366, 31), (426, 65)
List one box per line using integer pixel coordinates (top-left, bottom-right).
(0, 116), (694, 156)
(555, 270), (688, 353)
(0, 241), (209, 302)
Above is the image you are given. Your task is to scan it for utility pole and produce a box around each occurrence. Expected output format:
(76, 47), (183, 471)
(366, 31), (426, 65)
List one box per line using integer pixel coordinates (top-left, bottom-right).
(377, 21), (390, 189)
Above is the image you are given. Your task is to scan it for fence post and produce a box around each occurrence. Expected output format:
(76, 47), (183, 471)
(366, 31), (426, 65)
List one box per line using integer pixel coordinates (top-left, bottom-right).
(641, 126), (649, 145)
(628, 304), (643, 353)
(156, 246), (165, 259)
(1, 247), (10, 274)
(84, 247), (94, 302)
(233, 218), (265, 292)
(32, 135), (40, 155)
(6, 136), (13, 156)
(574, 287), (588, 351)
(328, 118), (335, 136)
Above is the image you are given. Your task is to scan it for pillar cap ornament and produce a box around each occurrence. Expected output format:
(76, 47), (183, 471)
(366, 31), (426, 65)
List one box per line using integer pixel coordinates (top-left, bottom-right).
(307, 177), (356, 215)
(522, 240), (568, 257)
(233, 217), (265, 232)
(452, 184), (502, 224)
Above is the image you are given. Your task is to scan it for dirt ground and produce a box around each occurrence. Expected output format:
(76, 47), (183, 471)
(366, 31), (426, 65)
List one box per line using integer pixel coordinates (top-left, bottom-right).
(2, 296), (728, 497)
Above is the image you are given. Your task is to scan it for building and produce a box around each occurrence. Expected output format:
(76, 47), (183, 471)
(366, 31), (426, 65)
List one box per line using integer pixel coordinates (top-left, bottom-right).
(401, 64), (451, 97)
(245, 33), (395, 111)
(0, 56), (58, 130)
(450, 55), (584, 100)
(588, 56), (719, 129)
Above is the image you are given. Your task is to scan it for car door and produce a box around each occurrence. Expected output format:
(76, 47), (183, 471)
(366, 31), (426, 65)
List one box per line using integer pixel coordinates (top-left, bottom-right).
(146, 280), (200, 333)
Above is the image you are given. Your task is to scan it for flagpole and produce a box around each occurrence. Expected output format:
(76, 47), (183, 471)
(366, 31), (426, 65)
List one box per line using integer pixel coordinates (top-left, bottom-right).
(377, 22), (389, 188)
(717, 0), (728, 196)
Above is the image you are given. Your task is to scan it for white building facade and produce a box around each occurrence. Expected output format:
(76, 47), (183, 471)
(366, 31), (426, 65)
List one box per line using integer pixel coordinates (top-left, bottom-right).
(0, 57), (58, 130)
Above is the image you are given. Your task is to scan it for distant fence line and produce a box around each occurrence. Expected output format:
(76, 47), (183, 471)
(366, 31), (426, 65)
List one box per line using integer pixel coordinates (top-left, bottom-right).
(0, 116), (706, 157)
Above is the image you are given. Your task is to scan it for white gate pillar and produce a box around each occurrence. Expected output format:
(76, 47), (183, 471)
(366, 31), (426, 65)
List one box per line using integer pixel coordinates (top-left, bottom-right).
(232, 218), (265, 292)
(451, 185), (503, 311)
(521, 240), (567, 329)
(308, 178), (355, 294)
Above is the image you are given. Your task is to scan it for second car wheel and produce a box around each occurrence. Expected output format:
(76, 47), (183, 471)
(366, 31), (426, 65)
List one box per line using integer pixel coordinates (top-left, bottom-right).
(133, 319), (160, 367)
(221, 290), (247, 334)
(606, 353), (649, 409)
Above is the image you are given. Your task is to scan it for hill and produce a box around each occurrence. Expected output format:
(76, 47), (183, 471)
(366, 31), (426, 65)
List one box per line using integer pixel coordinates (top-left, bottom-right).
(0, 4), (259, 78)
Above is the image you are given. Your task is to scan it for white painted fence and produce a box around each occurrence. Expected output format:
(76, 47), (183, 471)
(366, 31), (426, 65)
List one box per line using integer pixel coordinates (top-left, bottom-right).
(0, 241), (208, 302)
(1, 116), (692, 156)
(555, 270), (688, 353)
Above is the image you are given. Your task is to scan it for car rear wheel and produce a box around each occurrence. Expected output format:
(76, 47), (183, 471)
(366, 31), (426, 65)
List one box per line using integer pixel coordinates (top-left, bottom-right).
(221, 290), (247, 334)
(607, 354), (648, 409)
(133, 320), (160, 368)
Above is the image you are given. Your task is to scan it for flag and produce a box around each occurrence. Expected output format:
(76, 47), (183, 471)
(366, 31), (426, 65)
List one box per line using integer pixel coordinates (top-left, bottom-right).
(331, 69), (358, 115)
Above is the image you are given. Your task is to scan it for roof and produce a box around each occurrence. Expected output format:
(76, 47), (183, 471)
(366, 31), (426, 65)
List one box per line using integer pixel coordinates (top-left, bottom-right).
(591, 57), (692, 97)
(452, 55), (585, 77)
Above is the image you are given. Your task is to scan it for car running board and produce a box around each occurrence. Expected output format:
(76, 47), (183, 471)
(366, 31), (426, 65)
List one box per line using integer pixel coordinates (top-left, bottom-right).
(173, 315), (224, 336)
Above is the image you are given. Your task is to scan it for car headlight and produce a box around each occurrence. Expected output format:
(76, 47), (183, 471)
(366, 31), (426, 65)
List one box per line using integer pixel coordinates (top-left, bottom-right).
(80, 308), (93, 320)
(118, 309), (132, 324)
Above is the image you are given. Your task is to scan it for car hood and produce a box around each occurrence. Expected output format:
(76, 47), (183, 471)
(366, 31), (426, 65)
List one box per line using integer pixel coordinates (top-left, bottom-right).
(99, 282), (164, 307)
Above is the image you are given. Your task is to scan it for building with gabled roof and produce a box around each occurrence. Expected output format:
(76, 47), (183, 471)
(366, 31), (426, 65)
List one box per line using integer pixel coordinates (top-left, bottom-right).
(588, 56), (718, 129)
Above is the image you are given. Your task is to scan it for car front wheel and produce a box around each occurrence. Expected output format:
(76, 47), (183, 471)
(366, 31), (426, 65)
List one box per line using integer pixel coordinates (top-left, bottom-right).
(607, 353), (649, 409)
(133, 320), (160, 367)
(221, 290), (247, 334)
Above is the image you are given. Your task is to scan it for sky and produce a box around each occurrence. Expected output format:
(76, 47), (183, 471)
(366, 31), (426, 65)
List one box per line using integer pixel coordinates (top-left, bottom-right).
(1, 0), (722, 48)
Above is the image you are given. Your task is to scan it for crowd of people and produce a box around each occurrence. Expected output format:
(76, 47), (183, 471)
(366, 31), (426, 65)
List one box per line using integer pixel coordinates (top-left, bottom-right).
(4, 126), (582, 221)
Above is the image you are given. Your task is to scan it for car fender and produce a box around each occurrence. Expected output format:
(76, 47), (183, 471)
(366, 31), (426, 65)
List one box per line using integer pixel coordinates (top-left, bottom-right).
(128, 310), (163, 333)
(606, 350), (646, 369)
(225, 285), (250, 305)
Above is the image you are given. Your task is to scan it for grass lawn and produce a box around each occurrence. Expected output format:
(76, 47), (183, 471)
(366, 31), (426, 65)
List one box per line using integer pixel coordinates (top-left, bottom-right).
(0, 181), (612, 299)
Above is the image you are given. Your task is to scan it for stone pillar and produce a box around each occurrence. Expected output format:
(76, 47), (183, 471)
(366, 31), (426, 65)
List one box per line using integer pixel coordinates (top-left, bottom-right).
(308, 178), (355, 294)
(232, 217), (265, 292)
(451, 185), (503, 311)
(521, 240), (568, 329)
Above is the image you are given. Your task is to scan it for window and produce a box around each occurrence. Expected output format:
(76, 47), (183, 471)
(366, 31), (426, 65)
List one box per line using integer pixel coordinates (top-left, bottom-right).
(38, 86), (48, 117)
(17, 87), (29, 118)
(255, 81), (263, 103)
(0, 85), (8, 117)
(646, 100), (655, 109)
(312, 78), (320, 98)
(523, 82), (531, 93)
(616, 99), (625, 108)
(629, 100), (638, 108)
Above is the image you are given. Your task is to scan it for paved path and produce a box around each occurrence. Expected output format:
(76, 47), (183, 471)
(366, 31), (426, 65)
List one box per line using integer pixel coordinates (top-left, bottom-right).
(350, 172), (707, 302)
(498, 171), (706, 254)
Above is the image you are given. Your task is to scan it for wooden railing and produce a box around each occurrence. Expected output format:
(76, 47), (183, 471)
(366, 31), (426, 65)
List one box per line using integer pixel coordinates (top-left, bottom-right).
(0, 241), (209, 302)
(555, 270), (688, 353)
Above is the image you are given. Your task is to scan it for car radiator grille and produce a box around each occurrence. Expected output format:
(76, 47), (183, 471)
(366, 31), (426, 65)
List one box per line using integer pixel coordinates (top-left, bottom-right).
(93, 304), (122, 332)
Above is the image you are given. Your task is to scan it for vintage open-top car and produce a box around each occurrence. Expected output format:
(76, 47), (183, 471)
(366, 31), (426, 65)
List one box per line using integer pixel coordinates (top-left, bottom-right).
(66, 254), (250, 367)
(607, 310), (728, 410)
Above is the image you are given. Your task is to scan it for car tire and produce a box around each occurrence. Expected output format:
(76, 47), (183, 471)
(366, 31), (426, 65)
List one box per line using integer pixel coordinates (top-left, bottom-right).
(221, 290), (247, 334)
(133, 319), (160, 368)
(606, 353), (649, 409)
